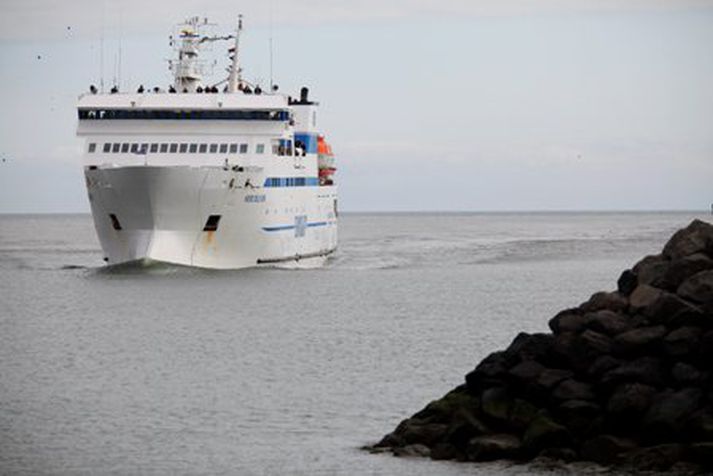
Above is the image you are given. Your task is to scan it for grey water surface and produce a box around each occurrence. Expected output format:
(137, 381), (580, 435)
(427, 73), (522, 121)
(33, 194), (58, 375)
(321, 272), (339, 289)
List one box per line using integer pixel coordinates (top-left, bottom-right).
(0, 212), (709, 475)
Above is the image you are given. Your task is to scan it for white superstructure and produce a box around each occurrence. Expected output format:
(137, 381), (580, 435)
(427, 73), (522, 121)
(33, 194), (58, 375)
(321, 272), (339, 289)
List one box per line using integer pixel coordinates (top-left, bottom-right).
(77, 17), (338, 269)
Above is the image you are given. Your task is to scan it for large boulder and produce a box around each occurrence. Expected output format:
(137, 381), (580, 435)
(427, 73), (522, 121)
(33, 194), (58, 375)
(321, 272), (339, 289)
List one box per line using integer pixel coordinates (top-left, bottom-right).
(664, 253), (713, 289)
(678, 270), (713, 306)
(466, 434), (522, 461)
(621, 443), (686, 472)
(642, 388), (703, 442)
(552, 379), (595, 401)
(580, 291), (629, 313)
(522, 415), (571, 455)
(613, 325), (666, 355)
(548, 310), (587, 334)
(662, 219), (713, 260)
(580, 435), (637, 465)
(663, 326), (702, 358)
(585, 310), (631, 336)
(606, 383), (657, 420)
(633, 255), (670, 289)
(629, 284), (664, 313)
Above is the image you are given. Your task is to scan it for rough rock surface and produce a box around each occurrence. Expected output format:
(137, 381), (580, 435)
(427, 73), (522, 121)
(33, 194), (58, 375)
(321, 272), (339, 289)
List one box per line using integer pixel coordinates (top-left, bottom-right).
(370, 220), (713, 473)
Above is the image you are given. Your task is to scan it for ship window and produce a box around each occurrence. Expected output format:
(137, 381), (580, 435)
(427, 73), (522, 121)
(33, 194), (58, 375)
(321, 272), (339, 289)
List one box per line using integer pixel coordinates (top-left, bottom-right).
(189, 143), (198, 153)
(179, 143), (188, 153)
(219, 144), (228, 153)
(103, 143), (111, 153)
(239, 143), (248, 154)
(209, 144), (218, 153)
(88, 143), (96, 153)
(109, 213), (122, 231)
(140, 143), (148, 154)
(229, 144), (238, 154)
(121, 143), (130, 153)
(199, 144), (207, 153)
(150, 143), (158, 153)
(170, 143), (178, 153)
(203, 215), (221, 232)
(256, 144), (265, 154)
(112, 143), (120, 153)
(160, 143), (169, 153)
(130, 143), (139, 153)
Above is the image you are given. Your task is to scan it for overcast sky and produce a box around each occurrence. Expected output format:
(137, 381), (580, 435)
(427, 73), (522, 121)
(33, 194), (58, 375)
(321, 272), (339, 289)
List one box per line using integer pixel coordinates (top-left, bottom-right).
(0, 0), (711, 212)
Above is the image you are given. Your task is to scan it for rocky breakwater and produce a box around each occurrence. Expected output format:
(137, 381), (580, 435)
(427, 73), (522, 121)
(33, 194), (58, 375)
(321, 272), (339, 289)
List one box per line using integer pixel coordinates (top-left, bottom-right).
(371, 220), (713, 473)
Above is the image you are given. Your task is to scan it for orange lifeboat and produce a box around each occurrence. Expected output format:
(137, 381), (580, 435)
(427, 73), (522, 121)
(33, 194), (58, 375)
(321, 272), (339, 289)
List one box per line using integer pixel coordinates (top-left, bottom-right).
(317, 135), (336, 185)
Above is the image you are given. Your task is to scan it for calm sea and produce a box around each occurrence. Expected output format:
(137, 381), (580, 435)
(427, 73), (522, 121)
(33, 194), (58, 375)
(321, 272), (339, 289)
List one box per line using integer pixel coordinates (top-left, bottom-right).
(0, 212), (709, 475)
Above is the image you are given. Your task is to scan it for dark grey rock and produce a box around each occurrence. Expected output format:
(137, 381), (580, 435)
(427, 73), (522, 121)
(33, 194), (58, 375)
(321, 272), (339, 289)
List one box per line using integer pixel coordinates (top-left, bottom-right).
(642, 388), (703, 442)
(629, 284), (665, 312)
(508, 399), (540, 429)
(633, 255), (670, 288)
(466, 434), (522, 461)
(445, 410), (490, 450)
(580, 291), (629, 313)
(481, 387), (512, 423)
(664, 253), (713, 289)
(621, 443), (685, 471)
(671, 362), (704, 386)
(664, 327), (701, 358)
(579, 329), (614, 356)
(393, 443), (431, 457)
(508, 360), (545, 385)
(662, 219), (713, 260)
(549, 310), (587, 334)
(601, 356), (666, 388)
(606, 383), (657, 419)
(465, 351), (510, 391)
(684, 408), (713, 441)
(614, 325), (666, 354)
(688, 441), (713, 468)
(618, 269), (638, 296)
(580, 434), (638, 465)
(399, 421), (449, 446)
(536, 368), (574, 391)
(585, 310), (631, 336)
(552, 379), (595, 401)
(588, 355), (622, 378)
(429, 442), (459, 460)
(678, 270), (713, 305)
(538, 447), (578, 462)
(522, 415), (570, 455)
(669, 304), (709, 328)
(504, 332), (555, 363)
(557, 399), (601, 435)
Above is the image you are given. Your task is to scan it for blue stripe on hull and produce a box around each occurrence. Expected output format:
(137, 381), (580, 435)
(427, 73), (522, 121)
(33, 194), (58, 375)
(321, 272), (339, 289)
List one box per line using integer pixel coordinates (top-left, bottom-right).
(262, 221), (330, 232)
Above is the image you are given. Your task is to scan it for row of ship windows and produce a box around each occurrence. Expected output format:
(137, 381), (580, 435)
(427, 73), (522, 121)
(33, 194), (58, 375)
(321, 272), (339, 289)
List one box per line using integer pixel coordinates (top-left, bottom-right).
(263, 177), (319, 187)
(78, 109), (290, 121)
(88, 142), (269, 155)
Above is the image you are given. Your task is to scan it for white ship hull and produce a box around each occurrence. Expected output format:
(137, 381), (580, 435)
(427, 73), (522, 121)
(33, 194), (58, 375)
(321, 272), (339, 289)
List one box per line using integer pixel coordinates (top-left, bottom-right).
(86, 166), (338, 269)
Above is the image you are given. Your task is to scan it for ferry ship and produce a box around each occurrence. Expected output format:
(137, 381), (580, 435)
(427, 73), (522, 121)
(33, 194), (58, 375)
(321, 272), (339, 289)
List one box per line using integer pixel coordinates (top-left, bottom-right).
(77, 17), (338, 269)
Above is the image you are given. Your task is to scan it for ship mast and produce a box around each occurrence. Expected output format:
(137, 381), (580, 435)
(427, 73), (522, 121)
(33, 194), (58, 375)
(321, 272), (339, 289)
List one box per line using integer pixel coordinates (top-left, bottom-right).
(172, 17), (204, 93)
(227, 15), (243, 93)
(170, 16), (244, 94)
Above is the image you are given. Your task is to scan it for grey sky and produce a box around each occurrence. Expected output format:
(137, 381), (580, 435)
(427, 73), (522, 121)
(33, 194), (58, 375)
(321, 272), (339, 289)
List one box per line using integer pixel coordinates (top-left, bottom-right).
(0, 0), (711, 212)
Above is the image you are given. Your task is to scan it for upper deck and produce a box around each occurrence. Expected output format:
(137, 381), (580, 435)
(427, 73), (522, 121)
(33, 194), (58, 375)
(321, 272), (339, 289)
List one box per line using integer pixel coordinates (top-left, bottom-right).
(78, 92), (288, 111)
